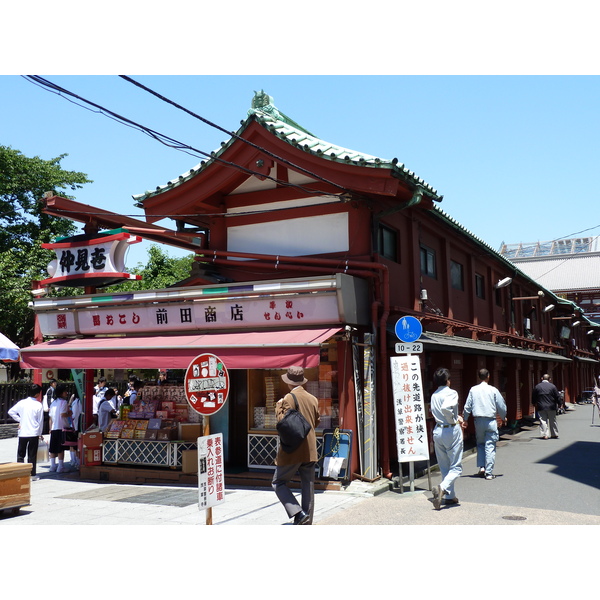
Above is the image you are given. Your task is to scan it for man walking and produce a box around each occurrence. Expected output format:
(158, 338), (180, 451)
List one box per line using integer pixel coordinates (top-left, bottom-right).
(272, 366), (320, 525)
(8, 384), (44, 480)
(462, 368), (507, 480)
(430, 368), (464, 509)
(532, 374), (560, 439)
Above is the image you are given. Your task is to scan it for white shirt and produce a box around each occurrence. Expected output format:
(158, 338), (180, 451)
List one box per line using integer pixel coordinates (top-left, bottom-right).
(70, 396), (83, 431)
(430, 385), (459, 425)
(8, 397), (44, 437)
(92, 386), (107, 415)
(98, 397), (116, 432)
(49, 398), (69, 431)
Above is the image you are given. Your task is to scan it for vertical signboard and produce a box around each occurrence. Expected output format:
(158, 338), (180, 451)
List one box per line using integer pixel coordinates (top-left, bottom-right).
(198, 433), (225, 510)
(390, 355), (429, 462)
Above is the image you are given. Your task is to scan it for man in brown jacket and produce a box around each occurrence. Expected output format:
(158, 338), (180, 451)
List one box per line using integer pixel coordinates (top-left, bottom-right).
(272, 366), (320, 525)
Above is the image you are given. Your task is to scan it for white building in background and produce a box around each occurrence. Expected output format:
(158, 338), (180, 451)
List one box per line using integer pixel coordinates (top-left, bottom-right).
(500, 236), (600, 320)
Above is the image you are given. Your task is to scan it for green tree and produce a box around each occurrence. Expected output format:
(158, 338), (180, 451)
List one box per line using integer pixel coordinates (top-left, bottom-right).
(110, 244), (194, 292)
(0, 146), (92, 360)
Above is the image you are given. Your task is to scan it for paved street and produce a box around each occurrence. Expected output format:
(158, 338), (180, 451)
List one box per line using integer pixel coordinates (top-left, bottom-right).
(0, 402), (598, 528)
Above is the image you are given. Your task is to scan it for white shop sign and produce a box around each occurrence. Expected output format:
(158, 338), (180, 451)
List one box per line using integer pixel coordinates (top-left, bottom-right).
(390, 355), (429, 462)
(37, 294), (341, 336)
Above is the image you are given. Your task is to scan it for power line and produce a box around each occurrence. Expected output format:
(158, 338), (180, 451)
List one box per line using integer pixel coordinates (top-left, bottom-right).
(23, 76), (351, 202)
(118, 75), (350, 193)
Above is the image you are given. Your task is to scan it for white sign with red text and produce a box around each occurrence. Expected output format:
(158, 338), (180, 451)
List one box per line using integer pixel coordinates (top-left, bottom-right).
(197, 433), (225, 509)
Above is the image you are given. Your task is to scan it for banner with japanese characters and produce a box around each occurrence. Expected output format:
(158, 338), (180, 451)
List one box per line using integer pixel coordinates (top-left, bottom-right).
(390, 355), (429, 462)
(37, 294), (341, 336)
(198, 433), (225, 510)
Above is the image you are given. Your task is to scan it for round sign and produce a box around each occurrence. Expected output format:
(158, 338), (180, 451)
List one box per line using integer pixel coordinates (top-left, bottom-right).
(394, 316), (423, 343)
(184, 353), (230, 416)
(45, 369), (55, 381)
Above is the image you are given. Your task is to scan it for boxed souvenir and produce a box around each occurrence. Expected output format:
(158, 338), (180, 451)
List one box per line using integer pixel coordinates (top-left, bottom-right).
(156, 410), (169, 419)
(144, 430), (158, 440)
(148, 418), (162, 430)
(156, 427), (177, 441)
(120, 428), (136, 439)
(161, 401), (175, 412)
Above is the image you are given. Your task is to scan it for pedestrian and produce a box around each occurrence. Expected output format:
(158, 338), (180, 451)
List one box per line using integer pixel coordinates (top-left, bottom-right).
(68, 393), (83, 469)
(92, 377), (108, 417)
(430, 368), (464, 509)
(272, 366), (320, 525)
(48, 383), (72, 473)
(462, 368), (507, 480)
(157, 371), (167, 386)
(8, 383), (44, 480)
(532, 374), (560, 439)
(41, 378), (57, 435)
(98, 388), (118, 432)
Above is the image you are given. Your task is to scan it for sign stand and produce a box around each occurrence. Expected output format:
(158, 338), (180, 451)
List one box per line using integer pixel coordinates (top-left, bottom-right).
(392, 316), (430, 495)
(184, 353), (229, 526)
(204, 416), (212, 526)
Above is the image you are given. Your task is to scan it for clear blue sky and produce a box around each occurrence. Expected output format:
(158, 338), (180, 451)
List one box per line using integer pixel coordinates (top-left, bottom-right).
(0, 75), (600, 266)
(3, 1), (600, 269)
(3, 74), (600, 267)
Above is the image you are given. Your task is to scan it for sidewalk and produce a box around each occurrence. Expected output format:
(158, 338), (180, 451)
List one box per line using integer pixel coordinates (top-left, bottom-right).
(0, 434), (386, 527)
(1, 402), (598, 527)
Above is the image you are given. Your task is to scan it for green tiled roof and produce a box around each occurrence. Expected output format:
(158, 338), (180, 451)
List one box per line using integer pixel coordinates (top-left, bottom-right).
(133, 91), (440, 204)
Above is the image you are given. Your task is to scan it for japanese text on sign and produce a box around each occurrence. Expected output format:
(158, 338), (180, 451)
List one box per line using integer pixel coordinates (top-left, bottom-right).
(390, 355), (429, 462)
(198, 433), (225, 509)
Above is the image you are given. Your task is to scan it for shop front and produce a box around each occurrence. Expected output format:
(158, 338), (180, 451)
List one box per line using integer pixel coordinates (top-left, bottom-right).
(21, 274), (370, 485)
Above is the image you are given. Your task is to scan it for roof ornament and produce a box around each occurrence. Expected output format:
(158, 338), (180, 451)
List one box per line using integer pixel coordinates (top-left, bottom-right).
(250, 90), (280, 119)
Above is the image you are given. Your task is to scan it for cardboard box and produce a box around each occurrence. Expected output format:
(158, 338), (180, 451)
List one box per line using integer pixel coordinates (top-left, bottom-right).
(82, 432), (103, 448)
(181, 450), (198, 474)
(178, 423), (202, 441)
(144, 430), (158, 440)
(148, 418), (162, 430)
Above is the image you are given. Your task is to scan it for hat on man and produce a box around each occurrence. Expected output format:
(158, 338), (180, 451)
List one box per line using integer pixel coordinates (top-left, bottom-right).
(281, 366), (308, 386)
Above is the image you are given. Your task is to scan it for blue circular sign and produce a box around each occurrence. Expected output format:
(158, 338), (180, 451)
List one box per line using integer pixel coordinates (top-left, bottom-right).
(394, 316), (423, 342)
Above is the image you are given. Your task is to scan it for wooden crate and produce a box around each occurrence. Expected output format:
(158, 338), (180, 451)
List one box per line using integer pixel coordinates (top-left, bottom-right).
(0, 462), (32, 512)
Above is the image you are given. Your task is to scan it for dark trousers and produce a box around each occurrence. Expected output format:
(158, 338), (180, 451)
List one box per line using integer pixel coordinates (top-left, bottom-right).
(272, 462), (316, 523)
(17, 436), (39, 476)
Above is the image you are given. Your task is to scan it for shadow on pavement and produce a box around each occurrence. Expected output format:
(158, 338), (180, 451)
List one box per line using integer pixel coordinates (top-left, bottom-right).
(536, 441), (600, 490)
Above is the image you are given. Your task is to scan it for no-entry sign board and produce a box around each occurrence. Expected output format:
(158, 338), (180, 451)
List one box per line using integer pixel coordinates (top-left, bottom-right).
(184, 353), (229, 416)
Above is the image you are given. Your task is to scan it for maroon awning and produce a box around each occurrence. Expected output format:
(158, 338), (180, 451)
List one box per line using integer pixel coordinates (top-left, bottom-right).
(20, 328), (341, 370)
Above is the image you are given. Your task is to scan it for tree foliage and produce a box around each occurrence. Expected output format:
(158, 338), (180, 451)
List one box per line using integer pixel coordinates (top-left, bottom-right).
(110, 245), (194, 292)
(0, 146), (92, 353)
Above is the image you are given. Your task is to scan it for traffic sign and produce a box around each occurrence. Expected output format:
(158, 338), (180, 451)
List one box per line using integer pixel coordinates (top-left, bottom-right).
(184, 353), (229, 416)
(394, 316), (423, 342)
(395, 342), (423, 354)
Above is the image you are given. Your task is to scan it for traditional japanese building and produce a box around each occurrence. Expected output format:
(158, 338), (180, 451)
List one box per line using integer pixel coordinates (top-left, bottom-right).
(22, 91), (599, 484)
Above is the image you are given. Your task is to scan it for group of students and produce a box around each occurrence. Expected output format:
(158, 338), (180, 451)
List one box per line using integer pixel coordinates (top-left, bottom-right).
(92, 375), (143, 432)
(8, 380), (82, 479)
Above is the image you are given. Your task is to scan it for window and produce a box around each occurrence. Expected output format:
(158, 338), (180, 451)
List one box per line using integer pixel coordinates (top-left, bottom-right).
(378, 225), (398, 262)
(475, 273), (485, 299)
(450, 260), (464, 291)
(420, 245), (436, 278)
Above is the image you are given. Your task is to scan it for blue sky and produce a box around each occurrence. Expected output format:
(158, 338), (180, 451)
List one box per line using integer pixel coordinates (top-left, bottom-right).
(3, 74), (600, 268)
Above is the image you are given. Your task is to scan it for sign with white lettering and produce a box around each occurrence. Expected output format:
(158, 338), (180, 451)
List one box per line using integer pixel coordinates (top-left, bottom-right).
(390, 355), (429, 462)
(185, 354), (229, 416)
(40, 229), (142, 287)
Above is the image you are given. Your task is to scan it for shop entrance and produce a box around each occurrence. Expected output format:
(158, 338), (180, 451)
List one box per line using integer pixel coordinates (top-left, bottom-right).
(209, 369), (248, 472)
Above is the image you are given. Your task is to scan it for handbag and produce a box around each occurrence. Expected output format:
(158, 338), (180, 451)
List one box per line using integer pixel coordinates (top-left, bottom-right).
(276, 392), (311, 453)
(61, 428), (79, 447)
(37, 438), (49, 463)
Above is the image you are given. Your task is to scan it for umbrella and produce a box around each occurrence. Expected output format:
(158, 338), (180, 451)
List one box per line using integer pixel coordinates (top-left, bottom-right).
(0, 331), (20, 362)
